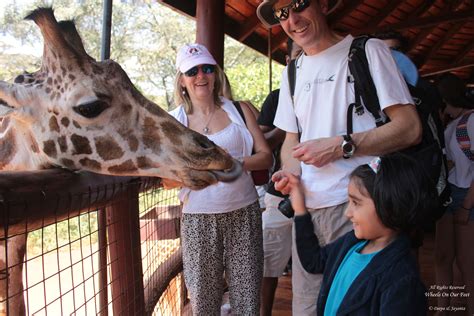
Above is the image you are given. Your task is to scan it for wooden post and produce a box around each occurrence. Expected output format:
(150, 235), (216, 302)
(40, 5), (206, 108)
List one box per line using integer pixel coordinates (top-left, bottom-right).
(196, 0), (225, 68)
(106, 183), (145, 315)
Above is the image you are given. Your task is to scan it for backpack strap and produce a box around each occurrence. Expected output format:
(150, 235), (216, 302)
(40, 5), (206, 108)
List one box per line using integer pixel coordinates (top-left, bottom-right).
(347, 36), (387, 134)
(456, 110), (474, 161)
(233, 101), (246, 125)
(288, 59), (297, 101)
(287, 56), (301, 141)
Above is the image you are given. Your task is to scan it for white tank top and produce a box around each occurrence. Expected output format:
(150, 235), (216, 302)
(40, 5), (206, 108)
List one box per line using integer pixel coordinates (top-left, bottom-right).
(168, 98), (259, 214)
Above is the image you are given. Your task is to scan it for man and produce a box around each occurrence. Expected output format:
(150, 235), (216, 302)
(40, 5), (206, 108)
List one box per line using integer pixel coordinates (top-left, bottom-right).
(258, 39), (302, 316)
(256, 0), (421, 314)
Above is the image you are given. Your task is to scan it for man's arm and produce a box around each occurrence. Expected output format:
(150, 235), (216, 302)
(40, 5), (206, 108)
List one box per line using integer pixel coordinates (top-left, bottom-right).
(275, 132), (301, 195)
(292, 104), (421, 167)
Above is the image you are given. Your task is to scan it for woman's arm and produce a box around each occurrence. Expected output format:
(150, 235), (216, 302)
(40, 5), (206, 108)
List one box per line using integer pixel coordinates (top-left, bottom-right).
(240, 102), (272, 171)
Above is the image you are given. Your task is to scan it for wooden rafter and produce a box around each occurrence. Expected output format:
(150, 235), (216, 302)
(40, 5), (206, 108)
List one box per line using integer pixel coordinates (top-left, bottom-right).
(272, 30), (288, 53)
(328, 0), (365, 26)
(420, 61), (474, 77)
(236, 13), (260, 42)
(454, 40), (474, 64)
(354, 8), (474, 35)
(365, 2), (401, 30)
(406, 0), (463, 52)
(417, 22), (465, 69)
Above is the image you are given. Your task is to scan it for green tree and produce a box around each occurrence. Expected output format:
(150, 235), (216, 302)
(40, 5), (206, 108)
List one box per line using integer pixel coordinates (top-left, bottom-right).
(0, 0), (283, 109)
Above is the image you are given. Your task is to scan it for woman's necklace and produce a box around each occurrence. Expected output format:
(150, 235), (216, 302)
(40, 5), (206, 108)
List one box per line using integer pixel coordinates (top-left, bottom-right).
(202, 107), (217, 135)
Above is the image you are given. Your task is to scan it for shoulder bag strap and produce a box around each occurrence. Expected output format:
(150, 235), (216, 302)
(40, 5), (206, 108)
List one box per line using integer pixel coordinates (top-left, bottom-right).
(287, 56), (301, 141)
(233, 101), (246, 125)
(456, 110), (474, 161)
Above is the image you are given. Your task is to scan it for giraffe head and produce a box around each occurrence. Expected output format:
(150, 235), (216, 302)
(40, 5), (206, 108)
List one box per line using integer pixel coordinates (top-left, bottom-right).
(0, 7), (241, 189)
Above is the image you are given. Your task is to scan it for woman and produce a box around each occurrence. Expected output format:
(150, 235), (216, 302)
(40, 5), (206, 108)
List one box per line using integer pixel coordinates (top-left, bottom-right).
(435, 73), (474, 315)
(169, 43), (272, 315)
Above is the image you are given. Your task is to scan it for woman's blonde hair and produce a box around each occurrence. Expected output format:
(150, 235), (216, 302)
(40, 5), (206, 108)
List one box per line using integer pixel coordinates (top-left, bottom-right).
(219, 71), (234, 101)
(173, 64), (225, 114)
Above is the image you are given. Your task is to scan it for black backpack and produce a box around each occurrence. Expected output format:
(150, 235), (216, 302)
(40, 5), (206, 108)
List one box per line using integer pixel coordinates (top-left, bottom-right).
(348, 36), (451, 224)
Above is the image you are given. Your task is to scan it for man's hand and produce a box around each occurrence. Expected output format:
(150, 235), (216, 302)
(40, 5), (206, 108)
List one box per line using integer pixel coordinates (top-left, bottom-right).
(292, 136), (343, 167)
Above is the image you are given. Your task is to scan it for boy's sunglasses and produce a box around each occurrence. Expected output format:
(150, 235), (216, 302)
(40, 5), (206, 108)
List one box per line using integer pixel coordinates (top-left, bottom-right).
(273, 0), (311, 21)
(184, 64), (215, 77)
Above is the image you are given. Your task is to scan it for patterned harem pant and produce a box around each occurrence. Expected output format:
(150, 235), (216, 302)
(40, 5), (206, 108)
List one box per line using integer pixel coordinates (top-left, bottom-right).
(181, 201), (263, 315)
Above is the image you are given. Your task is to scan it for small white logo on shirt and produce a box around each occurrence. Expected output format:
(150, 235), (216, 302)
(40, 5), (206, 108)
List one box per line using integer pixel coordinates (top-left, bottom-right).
(313, 75), (336, 84)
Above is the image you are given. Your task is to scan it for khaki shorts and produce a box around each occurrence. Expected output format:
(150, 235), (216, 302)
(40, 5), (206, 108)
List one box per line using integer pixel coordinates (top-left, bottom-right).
(292, 202), (353, 315)
(262, 193), (293, 278)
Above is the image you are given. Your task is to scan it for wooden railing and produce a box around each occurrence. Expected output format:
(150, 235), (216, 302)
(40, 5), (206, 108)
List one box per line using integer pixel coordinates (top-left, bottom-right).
(0, 169), (184, 315)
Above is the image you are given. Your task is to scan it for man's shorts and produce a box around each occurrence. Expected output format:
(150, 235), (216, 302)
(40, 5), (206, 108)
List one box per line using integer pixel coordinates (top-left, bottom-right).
(262, 193), (293, 278)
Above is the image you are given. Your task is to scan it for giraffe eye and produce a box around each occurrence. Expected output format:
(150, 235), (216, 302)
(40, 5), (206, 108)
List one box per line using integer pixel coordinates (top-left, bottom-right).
(73, 101), (108, 118)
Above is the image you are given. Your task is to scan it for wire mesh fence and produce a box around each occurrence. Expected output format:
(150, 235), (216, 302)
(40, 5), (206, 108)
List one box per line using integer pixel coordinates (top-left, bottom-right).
(0, 170), (185, 315)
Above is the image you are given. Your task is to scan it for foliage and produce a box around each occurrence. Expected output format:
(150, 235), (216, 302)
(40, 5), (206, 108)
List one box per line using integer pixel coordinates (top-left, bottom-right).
(0, 0), (283, 109)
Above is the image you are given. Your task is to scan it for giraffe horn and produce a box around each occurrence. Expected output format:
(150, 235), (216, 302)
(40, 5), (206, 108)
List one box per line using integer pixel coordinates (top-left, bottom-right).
(25, 7), (86, 69)
(58, 20), (94, 62)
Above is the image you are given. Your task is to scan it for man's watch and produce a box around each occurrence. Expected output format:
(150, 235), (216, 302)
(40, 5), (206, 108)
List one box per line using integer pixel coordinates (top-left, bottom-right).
(341, 134), (356, 159)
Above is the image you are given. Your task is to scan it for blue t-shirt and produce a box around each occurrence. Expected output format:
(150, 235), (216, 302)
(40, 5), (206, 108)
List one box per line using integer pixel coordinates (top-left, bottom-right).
(324, 241), (379, 315)
(391, 49), (419, 86)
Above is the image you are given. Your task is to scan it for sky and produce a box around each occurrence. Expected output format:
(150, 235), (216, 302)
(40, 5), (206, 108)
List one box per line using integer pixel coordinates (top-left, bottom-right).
(0, 0), (43, 57)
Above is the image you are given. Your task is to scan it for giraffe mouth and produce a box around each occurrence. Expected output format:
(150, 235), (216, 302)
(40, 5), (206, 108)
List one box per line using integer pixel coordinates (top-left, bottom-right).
(209, 159), (242, 182)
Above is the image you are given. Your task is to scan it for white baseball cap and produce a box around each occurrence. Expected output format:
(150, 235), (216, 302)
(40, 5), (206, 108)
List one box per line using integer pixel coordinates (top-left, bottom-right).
(176, 43), (217, 73)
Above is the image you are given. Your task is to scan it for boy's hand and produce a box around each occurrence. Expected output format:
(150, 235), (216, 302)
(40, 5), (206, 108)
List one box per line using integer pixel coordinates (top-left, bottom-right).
(272, 171), (306, 215)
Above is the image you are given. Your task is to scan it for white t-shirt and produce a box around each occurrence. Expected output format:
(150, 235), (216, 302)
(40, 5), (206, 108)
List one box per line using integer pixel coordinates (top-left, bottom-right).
(445, 112), (474, 188)
(274, 35), (413, 209)
(169, 97), (258, 213)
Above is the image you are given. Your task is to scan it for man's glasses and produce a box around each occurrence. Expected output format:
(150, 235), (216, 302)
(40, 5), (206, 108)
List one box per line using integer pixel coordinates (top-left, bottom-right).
(184, 64), (216, 77)
(273, 0), (311, 21)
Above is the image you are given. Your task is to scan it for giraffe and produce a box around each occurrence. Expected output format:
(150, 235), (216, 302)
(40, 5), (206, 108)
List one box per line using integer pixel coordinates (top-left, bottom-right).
(0, 7), (241, 315)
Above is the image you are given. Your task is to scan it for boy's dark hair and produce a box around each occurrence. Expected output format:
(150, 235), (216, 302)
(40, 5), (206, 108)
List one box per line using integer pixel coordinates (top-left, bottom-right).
(350, 153), (438, 233)
(372, 30), (408, 52)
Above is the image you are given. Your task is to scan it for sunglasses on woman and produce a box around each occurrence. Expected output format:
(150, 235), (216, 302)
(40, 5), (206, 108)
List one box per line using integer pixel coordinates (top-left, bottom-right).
(184, 64), (216, 77)
(273, 0), (311, 21)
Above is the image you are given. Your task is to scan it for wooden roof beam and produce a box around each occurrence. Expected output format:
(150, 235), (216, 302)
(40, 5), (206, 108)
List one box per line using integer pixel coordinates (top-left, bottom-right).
(272, 31), (288, 53)
(158, 0), (196, 18)
(354, 8), (474, 35)
(454, 41), (474, 64)
(420, 61), (474, 77)
(236, 14), (260, 42)
(365, 2), (401, 31)
(328, 0), (364, 26)
(406, 0), (460, 52)
(417, 22), (464, 69)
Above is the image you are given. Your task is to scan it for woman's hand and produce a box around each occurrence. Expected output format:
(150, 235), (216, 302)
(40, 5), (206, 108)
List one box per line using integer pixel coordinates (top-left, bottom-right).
(272, 170), (306, 215)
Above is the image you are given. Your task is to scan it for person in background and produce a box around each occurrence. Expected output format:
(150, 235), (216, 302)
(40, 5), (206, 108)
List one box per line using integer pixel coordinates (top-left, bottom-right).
(256, 0), (420, 313)
(273, 153), (434, 315)
(168, 43), (272, 315)
(259, 38), (302, 316)
(435, 73), (474, 315)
